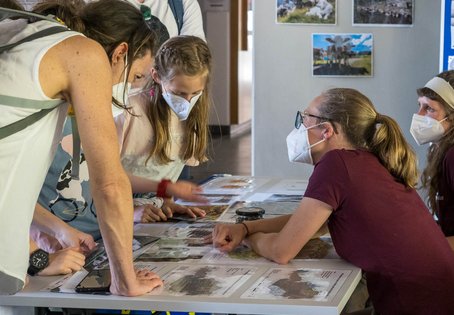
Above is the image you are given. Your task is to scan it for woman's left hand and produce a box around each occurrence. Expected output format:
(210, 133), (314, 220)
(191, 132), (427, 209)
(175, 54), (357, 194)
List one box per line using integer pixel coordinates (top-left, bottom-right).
(162, 199), (206, 219)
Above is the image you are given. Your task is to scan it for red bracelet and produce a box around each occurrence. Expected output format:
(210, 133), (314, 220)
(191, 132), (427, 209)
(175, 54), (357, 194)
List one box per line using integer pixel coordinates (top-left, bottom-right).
(156, 179), (171, 198)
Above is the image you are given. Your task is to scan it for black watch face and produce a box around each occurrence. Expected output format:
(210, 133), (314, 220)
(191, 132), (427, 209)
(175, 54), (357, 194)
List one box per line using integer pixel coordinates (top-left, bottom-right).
(30, 250), (49, 269)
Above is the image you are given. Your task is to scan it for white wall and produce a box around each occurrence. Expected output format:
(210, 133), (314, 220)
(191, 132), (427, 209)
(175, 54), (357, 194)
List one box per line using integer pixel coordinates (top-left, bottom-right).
(253, 0), (441, 178)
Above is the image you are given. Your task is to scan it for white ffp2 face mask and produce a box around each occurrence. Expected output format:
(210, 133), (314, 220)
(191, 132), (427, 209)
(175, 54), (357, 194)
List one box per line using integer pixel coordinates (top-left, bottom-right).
(112, 82), (131, 117)
(111, 55), (130, 118)
(286, 124), (325, 165)
(162, 88), (203, 121)
(410, 114), (447, 145)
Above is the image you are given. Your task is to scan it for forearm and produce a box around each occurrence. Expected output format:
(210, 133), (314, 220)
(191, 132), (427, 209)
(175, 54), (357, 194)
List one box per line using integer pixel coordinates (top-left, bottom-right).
(128, 173), (158, 194)
(32, 203), (70, 238)
(92, 174), (136, 290)
(29, 239), (39, 253)
(245, 215), (292, 235)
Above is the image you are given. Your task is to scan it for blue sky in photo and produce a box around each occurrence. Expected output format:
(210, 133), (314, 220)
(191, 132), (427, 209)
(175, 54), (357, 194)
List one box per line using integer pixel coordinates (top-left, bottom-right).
(312, 34), (373, 52)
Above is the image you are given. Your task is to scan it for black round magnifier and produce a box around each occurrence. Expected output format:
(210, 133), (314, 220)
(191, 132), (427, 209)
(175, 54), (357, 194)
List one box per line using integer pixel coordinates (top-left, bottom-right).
(235, 206), (265, 223)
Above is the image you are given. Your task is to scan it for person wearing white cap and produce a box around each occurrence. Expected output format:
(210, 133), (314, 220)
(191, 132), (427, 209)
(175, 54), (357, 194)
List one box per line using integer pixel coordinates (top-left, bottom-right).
(410, 70), (454, 248)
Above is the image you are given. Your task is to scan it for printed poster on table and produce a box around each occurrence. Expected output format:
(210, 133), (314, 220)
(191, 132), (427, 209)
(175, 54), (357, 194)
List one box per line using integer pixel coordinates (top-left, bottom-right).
(241, 267), (351, 302)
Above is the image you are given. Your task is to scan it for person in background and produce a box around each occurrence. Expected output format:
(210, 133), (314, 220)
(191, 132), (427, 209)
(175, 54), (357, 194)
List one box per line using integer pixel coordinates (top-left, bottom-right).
(410, 70), (454, 249)
(128, 0), (205, 39)
(213, 88), (454, 315)
(0, 0), (162, 297)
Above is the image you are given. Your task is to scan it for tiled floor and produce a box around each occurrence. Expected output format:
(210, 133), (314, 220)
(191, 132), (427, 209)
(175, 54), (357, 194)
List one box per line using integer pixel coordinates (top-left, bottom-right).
(187, 128), (252, 184)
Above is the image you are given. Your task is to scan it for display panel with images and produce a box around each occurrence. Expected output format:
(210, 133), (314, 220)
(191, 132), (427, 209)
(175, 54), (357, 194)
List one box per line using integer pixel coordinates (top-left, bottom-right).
(353, 0), (413, 26)
(312, 33), (373, 77)
(441, 0), (454, 71)
(276, 0), (336, 25)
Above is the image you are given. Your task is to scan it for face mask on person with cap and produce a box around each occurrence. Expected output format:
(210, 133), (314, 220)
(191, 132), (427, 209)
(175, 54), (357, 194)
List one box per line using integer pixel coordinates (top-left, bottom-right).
(410, 76), (454, 145)
(410, 114), (448, 145)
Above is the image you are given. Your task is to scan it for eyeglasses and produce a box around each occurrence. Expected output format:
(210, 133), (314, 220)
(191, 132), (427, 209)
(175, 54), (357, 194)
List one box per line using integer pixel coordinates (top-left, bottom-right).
(294, 111), (331, 129)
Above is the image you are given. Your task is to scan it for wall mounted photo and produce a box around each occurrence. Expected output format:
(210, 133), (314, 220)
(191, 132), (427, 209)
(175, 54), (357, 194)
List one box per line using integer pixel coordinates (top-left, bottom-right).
(276, 0), (337, 25)
(353, 0), (413, 26)
(312, 33), (373, 77)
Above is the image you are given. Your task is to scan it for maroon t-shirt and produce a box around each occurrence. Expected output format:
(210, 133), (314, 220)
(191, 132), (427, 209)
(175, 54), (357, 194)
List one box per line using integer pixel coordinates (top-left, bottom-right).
(304, 149), (454, 315)
(437, 146), (454, 236)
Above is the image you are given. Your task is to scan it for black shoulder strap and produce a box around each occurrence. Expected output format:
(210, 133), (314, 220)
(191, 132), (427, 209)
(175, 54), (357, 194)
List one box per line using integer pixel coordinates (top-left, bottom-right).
(167, 0), (184, 35)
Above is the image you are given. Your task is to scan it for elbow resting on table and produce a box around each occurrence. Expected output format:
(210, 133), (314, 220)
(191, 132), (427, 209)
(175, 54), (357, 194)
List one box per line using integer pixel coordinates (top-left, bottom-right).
(267, 242), (294, 265)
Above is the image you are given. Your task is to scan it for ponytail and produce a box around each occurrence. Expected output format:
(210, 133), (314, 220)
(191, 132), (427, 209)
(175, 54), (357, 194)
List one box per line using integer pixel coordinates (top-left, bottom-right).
(319, 88), (418, 188)
(369, 114), (418, 188)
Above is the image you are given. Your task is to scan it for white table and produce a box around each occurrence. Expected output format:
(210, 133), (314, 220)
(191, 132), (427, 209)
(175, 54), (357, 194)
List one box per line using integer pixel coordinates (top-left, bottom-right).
(0, 177), (362, 315)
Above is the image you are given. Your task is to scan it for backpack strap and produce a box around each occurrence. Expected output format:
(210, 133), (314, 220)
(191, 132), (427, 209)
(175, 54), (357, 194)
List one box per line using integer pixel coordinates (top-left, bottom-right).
(0, 108), (57, 141)
(167, 0), (184, 35)
(0, 17), (69, 139)
(0, 26), (68, 53)
(70, 116), (81, 180)
(0, 8), (81, 177)
(0, 7), (61, 24)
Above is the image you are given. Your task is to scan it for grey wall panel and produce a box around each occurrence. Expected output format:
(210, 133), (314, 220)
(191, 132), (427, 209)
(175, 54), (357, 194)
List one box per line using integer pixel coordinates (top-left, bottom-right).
(253, 0), (440, 179)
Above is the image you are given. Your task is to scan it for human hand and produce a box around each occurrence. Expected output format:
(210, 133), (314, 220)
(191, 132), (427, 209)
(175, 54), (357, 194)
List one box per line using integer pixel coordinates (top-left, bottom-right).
(133, 202), (172, 223)
(55, 226), (97, 255)
(38, 247), (85, 276)
(30, 229), (63, 253)
(166, 180), (208, 203)
(109, 269), (163, 296)
(212, 223), (247, 252)
(162, 200), (206, 219)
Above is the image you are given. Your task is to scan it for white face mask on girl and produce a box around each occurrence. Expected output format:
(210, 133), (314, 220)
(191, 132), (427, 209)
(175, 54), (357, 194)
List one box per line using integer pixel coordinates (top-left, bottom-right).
(409, 113), (447, 145)
(162, 87), (203, 121)
(286, 124), (325, 165)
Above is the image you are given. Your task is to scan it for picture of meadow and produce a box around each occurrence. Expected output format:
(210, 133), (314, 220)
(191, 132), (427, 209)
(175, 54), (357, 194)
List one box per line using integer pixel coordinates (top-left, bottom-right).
(312, 33), (373, 77)
(277, 0), (336, 25)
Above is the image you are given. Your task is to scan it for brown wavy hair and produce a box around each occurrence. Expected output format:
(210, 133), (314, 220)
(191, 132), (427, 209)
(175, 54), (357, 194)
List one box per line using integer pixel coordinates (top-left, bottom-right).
(147, 35), (212, 164)
(417, 70), (454, 214)
(318, 88), (418, 188)
(32, 0), (157, 107)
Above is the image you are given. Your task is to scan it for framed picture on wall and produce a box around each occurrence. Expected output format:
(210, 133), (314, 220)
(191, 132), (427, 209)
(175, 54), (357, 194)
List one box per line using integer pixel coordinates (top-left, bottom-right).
(352, 0), (414, 27)
(312, 33), (373, 77)
(276, 0), (337, 25)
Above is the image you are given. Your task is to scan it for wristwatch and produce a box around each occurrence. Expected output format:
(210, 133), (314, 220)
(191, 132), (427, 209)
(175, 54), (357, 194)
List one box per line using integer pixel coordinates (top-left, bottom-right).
(27, 249), (49, 276)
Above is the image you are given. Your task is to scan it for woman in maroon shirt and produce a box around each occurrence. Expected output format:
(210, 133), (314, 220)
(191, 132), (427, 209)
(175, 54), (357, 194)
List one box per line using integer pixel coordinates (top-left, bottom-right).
(213, 88), (454, 315)
(411, 71), (454, 245)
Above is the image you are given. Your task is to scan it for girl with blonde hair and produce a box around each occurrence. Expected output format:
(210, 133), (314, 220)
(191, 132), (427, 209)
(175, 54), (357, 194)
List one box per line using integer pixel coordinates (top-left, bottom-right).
(118, 35), (211, 197)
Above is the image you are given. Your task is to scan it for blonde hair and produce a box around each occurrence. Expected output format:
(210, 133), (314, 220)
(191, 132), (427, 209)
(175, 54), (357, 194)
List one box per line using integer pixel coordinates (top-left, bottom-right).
(147, 35), (212, 164)
(318, 88), (418, 188)
(417, 70), (454, 214)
